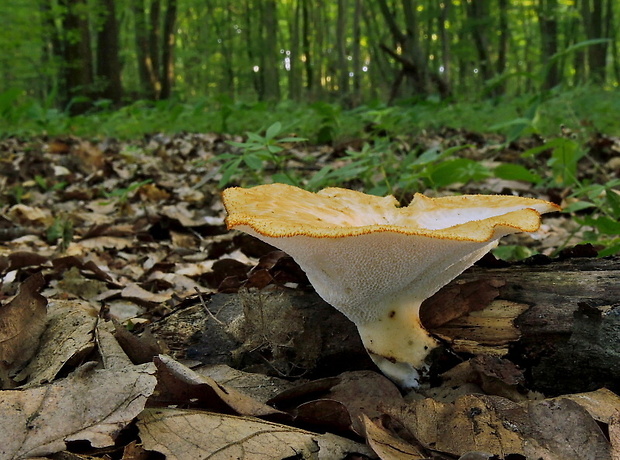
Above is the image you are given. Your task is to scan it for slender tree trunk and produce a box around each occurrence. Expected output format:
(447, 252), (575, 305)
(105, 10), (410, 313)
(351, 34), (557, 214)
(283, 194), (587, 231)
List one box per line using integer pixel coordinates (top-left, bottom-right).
(244, 0), (261, 99)
(438, 1), (452, 93)
(466, 0), (493, 84)
(336, 0), (349, 98)
(133, 0), (157, 99)
(40, 0), (63, 101)
(301, 0), (313, 95)
(538, 0), (561, 90)
(351, 0), (362, 103)
(495, 0), (509, 95)
(159, 0), (177, 99)
(261, 0), (280, 101)
(582, 0), (608, 84)
(149, 0), (162, 97)
(96, 0), (123, 104)
(288, 0), (302, 101)
(59, 0), (94, 114)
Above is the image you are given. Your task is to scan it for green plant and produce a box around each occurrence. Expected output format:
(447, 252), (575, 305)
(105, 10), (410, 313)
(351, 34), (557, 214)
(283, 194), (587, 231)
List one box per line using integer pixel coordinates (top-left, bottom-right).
(218, 122), (307, 187)
(47, 216), (74, 251)
(34, 175), (67, 193)
(562, 179), (620, 257)
(101, 179), (153, 204)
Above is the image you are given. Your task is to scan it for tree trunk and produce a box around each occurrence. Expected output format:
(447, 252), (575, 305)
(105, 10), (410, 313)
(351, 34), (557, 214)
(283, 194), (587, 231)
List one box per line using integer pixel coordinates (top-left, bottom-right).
(495, 0), (509, 94)
(580, 0), (608, 84)
(40, 0), (64, 102)
(159, 0), (177, 99)
(336, 0), (349, 98)
(149, 0), (162, 97)
(133, 0), (157, 99)
(244, 0), (261, 99)
(466, 0), (493, 83)
(287, 0), (302, 101)
(58, 0), (94, 114)
(538, 0), (561, 90)
(351, 0), (362, 104)
(261, 0), (280, 101)
(301, 0), (313, 95)
(96, 0), (123, 104)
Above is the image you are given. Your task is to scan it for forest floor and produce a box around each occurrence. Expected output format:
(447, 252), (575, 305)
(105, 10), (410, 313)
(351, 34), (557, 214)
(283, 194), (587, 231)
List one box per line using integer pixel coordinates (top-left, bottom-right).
(0, 130), (619, 459)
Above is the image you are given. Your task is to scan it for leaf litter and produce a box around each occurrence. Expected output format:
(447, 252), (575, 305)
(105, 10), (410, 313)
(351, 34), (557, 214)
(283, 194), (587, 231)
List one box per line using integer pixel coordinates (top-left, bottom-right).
(0, 132), (618, 459)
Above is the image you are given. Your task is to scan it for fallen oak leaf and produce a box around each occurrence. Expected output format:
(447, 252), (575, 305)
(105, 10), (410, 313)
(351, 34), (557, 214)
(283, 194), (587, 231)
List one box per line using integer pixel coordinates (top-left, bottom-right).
(16, 298), (98, 387)
(152, 355), (283, 418)
(137, 408), (374, 460)
(0, 362), (156, 459)
(362, 414), (427, 460)
(0, 272), (47, 387)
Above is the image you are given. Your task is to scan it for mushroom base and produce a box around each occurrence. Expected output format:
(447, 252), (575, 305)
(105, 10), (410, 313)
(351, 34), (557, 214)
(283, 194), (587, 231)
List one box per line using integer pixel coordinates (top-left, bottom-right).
(357, 300), (438, 388)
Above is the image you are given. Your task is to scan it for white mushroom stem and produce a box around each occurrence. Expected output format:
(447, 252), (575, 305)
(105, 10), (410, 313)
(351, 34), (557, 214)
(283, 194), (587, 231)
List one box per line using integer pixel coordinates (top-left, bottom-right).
(357, 298), (436, 389)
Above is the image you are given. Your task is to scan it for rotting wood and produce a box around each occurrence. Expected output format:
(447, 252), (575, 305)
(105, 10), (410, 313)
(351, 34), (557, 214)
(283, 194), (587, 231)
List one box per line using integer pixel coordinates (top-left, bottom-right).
(153, 256), (620, 396)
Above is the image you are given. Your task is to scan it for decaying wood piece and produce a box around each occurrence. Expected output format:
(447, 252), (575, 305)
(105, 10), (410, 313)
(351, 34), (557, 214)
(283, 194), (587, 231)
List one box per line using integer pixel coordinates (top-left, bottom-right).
(153, 256), (620, 395)
(460, 256), (620, 395)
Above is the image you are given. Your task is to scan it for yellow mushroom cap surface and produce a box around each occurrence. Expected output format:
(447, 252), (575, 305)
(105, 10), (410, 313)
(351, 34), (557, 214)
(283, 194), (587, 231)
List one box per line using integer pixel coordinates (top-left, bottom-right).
(223, 184), (560, 242)
(222, 184), (560, 326)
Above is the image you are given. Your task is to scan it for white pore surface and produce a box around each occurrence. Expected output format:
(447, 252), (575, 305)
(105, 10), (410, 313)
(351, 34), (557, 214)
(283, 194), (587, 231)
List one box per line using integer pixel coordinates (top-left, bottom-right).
(398, 204), (550, 230)
(240, 226), (500, 325)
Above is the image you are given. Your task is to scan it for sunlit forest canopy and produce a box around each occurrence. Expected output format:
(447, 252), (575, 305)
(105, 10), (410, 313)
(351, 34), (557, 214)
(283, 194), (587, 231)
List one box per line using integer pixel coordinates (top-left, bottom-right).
(1, 0), (617, 115)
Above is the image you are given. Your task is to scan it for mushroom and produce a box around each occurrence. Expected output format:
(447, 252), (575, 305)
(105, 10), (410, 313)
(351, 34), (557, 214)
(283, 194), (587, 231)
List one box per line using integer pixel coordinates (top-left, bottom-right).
(222, 184), (560, 388)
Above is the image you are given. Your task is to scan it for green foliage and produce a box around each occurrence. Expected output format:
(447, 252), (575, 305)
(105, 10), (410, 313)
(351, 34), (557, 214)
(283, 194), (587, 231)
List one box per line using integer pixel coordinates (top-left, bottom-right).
(218, 122), (307, 187)
(46, 216), (73, 251)
(101, 179), (153, 204)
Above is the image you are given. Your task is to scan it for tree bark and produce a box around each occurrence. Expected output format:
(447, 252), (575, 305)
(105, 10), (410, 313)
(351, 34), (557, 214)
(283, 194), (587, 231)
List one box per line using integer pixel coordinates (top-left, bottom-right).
(96, 0), (123, 104)
(287, 0), (302, 101)
(58, 0), (94, 114)
(336, 0), (349, 97)
(538, 0), (561, 90)
(580, 0), (608, 84)
(133, 0), (157, 99)
(260, 0), (280, 101)
(159, 0), (177, 99)
(301, 0), (313, 95)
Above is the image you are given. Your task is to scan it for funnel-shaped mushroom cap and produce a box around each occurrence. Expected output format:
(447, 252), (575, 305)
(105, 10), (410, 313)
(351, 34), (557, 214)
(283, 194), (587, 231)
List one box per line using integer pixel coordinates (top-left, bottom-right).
(223, 184), (560, 387)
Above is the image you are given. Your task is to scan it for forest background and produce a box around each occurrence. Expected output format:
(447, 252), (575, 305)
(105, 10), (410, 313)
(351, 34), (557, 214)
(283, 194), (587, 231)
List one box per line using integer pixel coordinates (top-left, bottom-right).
(0, 0), (618, 138)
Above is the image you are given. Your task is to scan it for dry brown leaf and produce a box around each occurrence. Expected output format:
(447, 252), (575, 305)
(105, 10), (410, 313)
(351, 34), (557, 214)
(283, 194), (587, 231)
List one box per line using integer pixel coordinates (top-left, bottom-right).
(96, 320), (135, 369)
(0, 362), (156, 459)
(524, 398), (612, 460)
(0, 272), (47, 385)
(54, 266), (110, 301)
(6, 204), (54, 226)
(137, 408), (374, 460)
(121, 282), (172, 303)
(393, 393), (613, 459)
(362, 414), (426, 460)
(292, 371), (403, 436)
(67, 236), (133, 254)
(153, 355), (283, 417)
(17, 299), (98, 387)
(555, 388), (620, 424)
(195, 363), (297, 403)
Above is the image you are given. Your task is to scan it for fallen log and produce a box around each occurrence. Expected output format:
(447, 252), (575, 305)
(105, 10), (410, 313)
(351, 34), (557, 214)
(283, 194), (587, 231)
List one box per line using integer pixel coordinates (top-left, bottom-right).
(152, 255), (620, 396)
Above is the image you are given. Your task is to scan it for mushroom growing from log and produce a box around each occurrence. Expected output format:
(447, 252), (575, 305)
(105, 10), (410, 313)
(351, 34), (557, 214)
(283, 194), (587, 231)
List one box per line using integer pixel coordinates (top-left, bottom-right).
(222, 184), (560, 388)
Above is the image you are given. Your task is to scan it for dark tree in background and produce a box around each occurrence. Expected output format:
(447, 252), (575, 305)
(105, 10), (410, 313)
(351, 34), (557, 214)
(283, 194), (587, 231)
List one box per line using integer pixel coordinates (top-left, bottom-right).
(96, 0), (122, 104)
